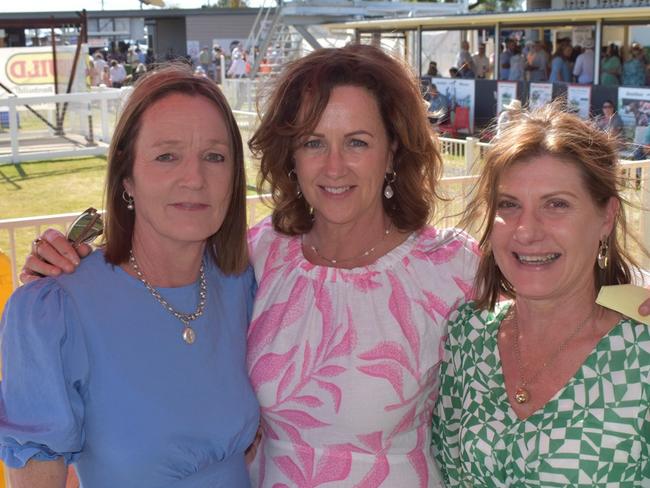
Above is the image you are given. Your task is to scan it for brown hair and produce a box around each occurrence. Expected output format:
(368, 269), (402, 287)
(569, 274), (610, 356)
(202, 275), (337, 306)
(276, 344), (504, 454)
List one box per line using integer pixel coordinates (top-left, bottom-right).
(464, 100), (647, 310)
(103, 62), (248, 274)
(249, 43), (442, 235)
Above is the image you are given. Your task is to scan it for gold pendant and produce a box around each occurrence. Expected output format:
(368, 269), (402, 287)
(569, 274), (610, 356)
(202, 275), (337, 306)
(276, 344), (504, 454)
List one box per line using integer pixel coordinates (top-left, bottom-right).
(514, 387), (530, 404)
(182, 326), (196, 344)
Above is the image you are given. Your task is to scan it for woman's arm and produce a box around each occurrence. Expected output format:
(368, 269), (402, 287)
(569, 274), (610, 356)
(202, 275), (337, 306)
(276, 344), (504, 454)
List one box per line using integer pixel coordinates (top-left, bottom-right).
(6, 458), (67, 488)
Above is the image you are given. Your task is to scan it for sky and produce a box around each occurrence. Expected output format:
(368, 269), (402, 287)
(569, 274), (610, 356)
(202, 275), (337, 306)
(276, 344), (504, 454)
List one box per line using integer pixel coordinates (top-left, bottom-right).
(3, 0), (262, 13)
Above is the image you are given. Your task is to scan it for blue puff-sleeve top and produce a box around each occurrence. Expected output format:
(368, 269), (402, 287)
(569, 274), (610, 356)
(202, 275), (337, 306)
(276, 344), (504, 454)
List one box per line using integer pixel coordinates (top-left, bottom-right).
(0, 250), (259, 488)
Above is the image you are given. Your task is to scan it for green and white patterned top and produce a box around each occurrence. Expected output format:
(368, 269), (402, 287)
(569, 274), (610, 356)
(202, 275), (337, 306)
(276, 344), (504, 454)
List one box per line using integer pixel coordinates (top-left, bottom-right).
(432, 301), (650, 487)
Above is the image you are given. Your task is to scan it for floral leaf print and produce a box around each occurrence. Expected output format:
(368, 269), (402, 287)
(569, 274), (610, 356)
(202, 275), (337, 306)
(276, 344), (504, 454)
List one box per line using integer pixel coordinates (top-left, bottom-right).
(453, 275), (474, 302)
(274, 456), (307, 487)
(387, 271), (420, 365)
(406, 424), (429, 488)
(250, 346), (299, 389)
(247, 276), (309, 361)
(415, 290), (452, 321)
(293, 395), (324, 408)
(312, 447), (353, 484)
(275, 409), (330, 429)
(357, 363), (405, 401)
(357, 342), (417, 379)
(354, 455), (390, 488)
(315, 380), (342, 413)
(315, 365), (346, 377)
(277, 363), (296, 404)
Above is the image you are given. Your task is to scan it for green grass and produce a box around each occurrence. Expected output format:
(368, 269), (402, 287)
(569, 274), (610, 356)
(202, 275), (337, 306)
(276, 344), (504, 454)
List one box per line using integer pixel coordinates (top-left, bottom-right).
(0, 157), (108, 219)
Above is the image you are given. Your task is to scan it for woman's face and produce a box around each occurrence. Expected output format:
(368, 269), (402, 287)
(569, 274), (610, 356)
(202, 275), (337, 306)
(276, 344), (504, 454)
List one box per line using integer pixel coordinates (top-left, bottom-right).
(293, 85), (395, 228)
(490, 155), (617, 303)
(123, 93), (234, 250)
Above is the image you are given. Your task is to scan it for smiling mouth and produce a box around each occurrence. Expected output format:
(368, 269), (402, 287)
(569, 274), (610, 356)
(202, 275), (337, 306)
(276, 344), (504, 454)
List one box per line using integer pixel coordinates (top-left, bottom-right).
(321, 185), (352, 195)
(172, 203), (209, 209)
(513, 252), (561, 265)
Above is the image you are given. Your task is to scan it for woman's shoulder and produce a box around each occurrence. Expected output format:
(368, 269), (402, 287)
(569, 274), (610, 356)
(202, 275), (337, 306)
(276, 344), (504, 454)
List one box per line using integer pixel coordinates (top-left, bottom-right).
(247, 216), (298, 274)
(411, 226), (480, 274)
(447, 300), (509, 342)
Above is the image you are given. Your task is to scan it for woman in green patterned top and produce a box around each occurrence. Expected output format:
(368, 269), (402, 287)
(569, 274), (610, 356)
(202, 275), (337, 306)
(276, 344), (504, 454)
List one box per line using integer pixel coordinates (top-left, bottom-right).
(433, 102), (650, 487)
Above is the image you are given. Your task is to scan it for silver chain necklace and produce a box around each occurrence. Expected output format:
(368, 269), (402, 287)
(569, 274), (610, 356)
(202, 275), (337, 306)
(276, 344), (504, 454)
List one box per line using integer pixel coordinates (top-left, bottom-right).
(129, 250), (207, 345)
(508, 304), (597, 404)
(305, 226), (391, 266)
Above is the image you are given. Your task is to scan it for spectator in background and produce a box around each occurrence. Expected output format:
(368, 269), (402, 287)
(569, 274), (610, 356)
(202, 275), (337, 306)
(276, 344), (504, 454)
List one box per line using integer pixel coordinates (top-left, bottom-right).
(473, 43), (491, 79)
(508, 44), (525, 82)
(549, 45), (571, 82)
(199, 46), (211, 75)
(456, 40), (474, 73)
(601, 44), (621, 86)
(573, 38), (595, 84)
(427, 61), (439, 77)
(623, 45), (646, 87)
(500, 39), (515, 80)
(101, 65), (111, 87)
(449, 67), (460, 78)
(496, 98), (523, 138)
(458, 61), (476, 79)
(424, 83), (450, 124)
(213, 46), (223, 83)
(227, 47), (247, 78)
(109, 59), (127, 88)
(526, 41), (549, 82)
(92, 52), (107, 87)
(131, 63), (147, 83)
(595, 100), (624, 141)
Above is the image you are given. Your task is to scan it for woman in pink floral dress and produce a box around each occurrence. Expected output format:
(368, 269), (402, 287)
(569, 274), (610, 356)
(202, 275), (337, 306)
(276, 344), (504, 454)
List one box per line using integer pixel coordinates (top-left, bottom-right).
(245, 44), (478, 487)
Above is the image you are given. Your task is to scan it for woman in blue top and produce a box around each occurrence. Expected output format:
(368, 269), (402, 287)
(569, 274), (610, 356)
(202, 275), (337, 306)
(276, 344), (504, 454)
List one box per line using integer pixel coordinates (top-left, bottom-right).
(549, 45), (571, 82)
(0, 65), (259, 487)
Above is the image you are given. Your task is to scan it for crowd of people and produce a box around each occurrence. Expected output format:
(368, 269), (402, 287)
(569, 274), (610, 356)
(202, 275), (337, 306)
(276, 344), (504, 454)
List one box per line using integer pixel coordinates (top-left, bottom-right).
(1, 43), (650, 488)
(427, 37), (650, 87)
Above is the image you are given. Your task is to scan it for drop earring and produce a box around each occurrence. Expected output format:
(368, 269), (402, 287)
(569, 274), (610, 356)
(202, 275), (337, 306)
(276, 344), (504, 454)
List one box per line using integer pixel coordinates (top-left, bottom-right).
(384, 170), (396, 199)
(597, 237), (609, 270)
(122, 190), (134, 210)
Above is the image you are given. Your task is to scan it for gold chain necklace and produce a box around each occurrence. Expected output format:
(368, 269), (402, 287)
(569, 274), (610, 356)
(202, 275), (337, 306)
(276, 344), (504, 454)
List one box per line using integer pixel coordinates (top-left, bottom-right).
(305, 225), (391, 266)
(129, 250), (207, 345)
(509, 304), (597, 404)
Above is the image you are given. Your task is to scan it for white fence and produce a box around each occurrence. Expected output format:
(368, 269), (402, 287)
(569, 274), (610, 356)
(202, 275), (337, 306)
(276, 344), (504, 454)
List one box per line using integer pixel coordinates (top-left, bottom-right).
(0, 88), (130, 164)
(1, 159), (648, 290)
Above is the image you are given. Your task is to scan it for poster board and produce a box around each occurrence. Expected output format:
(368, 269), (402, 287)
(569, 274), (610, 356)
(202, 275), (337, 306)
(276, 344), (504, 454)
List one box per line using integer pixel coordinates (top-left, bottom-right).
(618, 86), (650, 142)
(528, 83), (553, 110)
(431, 77), (476, 133)
(496, 81), (518, 115)
(566, 84), (592, 119)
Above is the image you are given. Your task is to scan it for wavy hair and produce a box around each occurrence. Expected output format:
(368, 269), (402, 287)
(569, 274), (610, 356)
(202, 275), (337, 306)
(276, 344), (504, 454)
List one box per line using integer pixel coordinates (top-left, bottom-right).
(249, 43), (442, 235)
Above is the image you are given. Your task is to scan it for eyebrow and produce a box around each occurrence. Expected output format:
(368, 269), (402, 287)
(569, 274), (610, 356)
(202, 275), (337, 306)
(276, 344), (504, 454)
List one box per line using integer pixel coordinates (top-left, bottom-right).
(498, 190), (579, 200)
(307, 130), (375, 138)
(150, 139), (230, 147)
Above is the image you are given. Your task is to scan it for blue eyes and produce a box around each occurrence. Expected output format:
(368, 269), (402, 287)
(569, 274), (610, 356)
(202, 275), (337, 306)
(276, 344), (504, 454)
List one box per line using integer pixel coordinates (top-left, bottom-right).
(496, 199), (571, 210)
(303, 140), (322, 149)
(156, 153), (175, 162)
(302, 139), (369, 149)
(155, 153), (226, 162)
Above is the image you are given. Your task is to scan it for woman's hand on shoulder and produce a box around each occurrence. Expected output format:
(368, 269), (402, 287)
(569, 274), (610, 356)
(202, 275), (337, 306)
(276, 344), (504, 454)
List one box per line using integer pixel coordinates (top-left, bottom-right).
(20, 229), (91, 284)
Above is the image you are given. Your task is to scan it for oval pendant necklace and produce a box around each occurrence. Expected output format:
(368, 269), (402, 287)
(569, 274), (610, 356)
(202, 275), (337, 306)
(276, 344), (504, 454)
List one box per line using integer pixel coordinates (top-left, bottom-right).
(509, 304), (596, 404)
(129, 250), (207, 344)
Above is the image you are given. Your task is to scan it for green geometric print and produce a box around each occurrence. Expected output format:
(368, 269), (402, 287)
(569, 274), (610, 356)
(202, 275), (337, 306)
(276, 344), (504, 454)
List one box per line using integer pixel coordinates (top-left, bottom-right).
(432, 301), (650, 487)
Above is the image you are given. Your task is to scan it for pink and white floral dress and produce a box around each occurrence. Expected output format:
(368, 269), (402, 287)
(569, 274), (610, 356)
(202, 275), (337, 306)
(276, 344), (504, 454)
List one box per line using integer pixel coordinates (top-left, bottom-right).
(246, 218), (478, 487)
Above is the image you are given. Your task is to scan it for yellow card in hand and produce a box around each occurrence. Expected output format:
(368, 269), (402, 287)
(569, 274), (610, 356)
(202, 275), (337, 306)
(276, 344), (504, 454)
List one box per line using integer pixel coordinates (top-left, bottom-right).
(596, 284), (650, 326)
